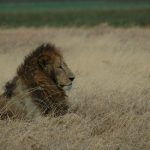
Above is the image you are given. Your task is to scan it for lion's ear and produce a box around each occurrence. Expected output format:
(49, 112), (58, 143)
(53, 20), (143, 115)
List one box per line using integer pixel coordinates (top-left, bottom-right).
(38, 55), (50, 68)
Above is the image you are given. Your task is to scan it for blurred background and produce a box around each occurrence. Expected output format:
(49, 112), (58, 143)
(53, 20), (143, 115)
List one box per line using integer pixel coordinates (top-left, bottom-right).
(0, 1), (150, 150)
(0, 0), (150, 27)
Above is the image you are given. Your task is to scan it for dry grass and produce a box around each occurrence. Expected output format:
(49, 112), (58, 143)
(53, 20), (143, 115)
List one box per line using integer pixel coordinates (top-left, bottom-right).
(0, 26), (150, 150)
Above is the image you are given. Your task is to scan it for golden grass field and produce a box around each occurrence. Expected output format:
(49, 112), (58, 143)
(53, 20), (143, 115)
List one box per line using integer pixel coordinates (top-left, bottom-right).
(0, 26), (150, 150)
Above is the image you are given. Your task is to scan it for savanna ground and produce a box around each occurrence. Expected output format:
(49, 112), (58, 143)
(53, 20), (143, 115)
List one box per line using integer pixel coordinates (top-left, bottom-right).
(0, 26), (150, 150)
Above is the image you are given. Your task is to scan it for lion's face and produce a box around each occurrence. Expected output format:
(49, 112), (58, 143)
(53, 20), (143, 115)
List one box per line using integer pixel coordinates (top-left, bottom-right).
(38, 51), (75, 91)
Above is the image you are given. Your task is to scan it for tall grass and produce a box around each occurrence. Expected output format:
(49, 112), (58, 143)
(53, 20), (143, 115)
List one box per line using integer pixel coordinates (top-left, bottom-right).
(0, 27), (150, 150)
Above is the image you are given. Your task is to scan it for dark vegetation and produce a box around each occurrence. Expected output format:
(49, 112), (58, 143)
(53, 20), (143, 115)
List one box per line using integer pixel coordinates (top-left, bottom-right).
(0, 0), (150, 27)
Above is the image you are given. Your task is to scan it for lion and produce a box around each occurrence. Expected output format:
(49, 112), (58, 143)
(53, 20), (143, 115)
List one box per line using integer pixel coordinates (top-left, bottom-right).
(0, 43), (75, 120)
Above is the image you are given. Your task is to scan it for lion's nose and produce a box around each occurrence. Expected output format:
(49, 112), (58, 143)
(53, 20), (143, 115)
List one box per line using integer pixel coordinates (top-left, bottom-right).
(69, 77), (75, 81)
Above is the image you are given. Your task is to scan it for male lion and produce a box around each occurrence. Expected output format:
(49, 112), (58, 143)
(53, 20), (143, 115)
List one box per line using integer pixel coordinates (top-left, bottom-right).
(0, 43), (75, 120)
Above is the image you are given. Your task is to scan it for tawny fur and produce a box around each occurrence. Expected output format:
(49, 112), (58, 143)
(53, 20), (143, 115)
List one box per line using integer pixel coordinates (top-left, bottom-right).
(0, 44), (74, 120)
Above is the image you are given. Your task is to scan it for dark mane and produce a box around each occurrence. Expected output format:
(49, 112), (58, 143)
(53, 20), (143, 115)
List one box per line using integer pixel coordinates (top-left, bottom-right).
(17, 43), (67, 115)
(23, 43), (60, 66)
(17, 43), (61, 79)
(4, 77), (18, 98)
(24, 43), (58, 62)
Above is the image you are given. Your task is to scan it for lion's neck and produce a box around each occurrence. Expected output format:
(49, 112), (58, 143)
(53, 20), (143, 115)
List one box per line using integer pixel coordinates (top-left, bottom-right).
(17, 64), (67, 114)
(18, 64), (66, 98)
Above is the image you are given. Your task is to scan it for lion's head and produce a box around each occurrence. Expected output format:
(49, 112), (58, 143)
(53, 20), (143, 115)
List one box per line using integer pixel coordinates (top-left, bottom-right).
(38, 45), (75, 91)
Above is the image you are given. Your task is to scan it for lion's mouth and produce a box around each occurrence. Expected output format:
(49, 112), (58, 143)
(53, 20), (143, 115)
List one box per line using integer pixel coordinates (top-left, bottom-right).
(62, 84), (72, 91)
(58, 83), (72, 91)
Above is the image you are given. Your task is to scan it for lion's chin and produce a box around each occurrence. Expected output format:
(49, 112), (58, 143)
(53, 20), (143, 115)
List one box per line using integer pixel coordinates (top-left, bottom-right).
(57, 83), (72, 91)
(62, 85), (72, 91)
